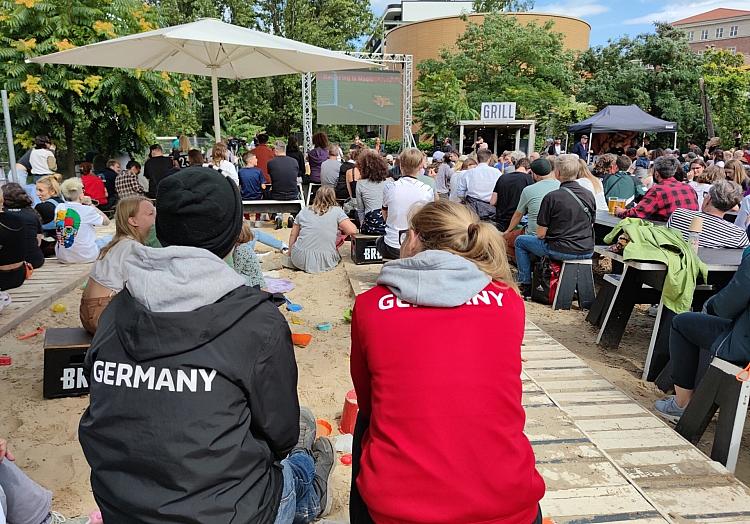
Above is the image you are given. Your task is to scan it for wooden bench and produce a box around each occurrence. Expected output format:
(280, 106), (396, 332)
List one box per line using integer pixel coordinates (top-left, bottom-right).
(676, 358), (750, 473)
(552, 259), (595, 311)
(242, 199), (305, 215)
(350, 234), (383, 265)
(43, 327), (91, 399)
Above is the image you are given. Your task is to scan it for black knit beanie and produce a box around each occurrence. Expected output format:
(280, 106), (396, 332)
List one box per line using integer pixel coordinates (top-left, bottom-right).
(155, 167), (242, 259)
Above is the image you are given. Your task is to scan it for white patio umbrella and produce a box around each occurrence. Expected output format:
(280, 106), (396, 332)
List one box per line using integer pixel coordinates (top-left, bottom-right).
(28, 18), (378, 142)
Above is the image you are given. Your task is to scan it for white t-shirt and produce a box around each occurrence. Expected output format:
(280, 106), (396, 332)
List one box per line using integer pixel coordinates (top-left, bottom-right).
(382, 176), (434, 249)
(29, 148), (55, 175)
(576, 178), (608, 211)
(54, 202), (104, 263)
(457, 163), (501, 202)
(205, 160), (239, 186)
(90, 237), (139, 290)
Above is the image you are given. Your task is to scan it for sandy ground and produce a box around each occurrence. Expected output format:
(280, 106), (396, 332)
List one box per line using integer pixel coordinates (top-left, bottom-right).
(0, 230), (747, 520)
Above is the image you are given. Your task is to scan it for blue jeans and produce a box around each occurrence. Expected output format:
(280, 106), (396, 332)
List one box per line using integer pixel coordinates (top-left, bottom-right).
(251, 229), (285, 251)
(515, 234), (592, 284)
(273, 450), (320, 524)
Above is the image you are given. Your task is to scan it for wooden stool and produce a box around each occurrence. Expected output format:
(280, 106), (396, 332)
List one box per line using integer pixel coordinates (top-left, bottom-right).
(350, 234), (383, 265)
(676, 358), (750, 473)
(43, 327), (91, 399)
(552, 259), (595, 311)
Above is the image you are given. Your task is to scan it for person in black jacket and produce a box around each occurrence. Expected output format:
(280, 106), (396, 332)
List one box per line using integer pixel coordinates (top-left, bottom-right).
(78, 167), (335, 524)
(143, 144), (174, 199)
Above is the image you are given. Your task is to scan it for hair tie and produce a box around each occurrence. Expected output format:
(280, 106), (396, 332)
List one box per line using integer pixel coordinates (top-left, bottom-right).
(468, 223), (479, 238)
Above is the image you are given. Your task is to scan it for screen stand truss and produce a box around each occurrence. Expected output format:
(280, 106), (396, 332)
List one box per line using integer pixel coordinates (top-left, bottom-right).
(301, 53), (415, 153)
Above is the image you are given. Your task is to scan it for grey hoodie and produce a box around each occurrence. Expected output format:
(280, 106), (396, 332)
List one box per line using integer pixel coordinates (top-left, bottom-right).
(377, 250), (491, 307)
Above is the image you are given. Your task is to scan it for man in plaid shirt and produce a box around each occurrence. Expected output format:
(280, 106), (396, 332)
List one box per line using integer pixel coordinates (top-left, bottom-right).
(617, 156), (698, 222)
(115, 160), (146, 199)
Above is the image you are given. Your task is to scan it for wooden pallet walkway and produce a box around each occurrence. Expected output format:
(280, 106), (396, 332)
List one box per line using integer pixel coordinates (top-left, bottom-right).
(0, 260), (92, 338)
(345, 265), (750, 523)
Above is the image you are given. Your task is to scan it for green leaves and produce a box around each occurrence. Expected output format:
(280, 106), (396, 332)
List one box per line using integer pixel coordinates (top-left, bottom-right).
(702, 48), (750, 145)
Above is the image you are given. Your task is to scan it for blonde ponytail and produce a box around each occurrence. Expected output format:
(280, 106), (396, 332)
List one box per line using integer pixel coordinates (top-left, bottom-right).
(409, 200), (517, 291)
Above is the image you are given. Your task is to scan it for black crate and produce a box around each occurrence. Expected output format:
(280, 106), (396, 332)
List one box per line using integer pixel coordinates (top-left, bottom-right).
(43, 328), (91, 399)
(351, 234), (383, 265)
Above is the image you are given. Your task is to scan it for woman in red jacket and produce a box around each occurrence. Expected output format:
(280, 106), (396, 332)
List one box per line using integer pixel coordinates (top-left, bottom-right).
(80, 161), (108, 208)
(350, 200), (545, 524)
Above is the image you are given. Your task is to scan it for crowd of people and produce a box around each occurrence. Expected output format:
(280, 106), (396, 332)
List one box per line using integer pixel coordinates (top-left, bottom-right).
(2, 128), (750, 523)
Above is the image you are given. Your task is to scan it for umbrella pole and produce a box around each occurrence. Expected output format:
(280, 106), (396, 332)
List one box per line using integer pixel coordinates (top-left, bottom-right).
(211, 69), (221, 143)
(673, 132), (677, 150)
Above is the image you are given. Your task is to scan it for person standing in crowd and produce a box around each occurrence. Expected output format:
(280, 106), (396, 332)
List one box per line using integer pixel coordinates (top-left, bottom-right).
(286, 136), (307, 183)
(572, 135), (589, 161)
(29, 135), (56, 182)
(79, 196), (156, 334)
(238, 152), (265, 200)
(79, 167), (336, 524)
(80, 162), (108, 209)
(455, 148), (501, 221)
(576, 159), (607, 211)
(307, 132), (330, 184)
(99, 160), (120, 210)
(355, 150), (389, 235)
(2, 183), (44, 269)
(320, 145), (342, 188)
(268, 141), (301, 229)
(143, 144), (174, 199)
(654, 253), (750, 422)
(206, 142), (239, 186)
(435, 150), (456, 200)
(115, 160), (145, 199)
(515, 154), (595, 298)
(491, 152), (532, 232)
(250, 133), (275, 184)
(603, 155), (644, 204)
(286, 187), (357, 273)
(34, 174), (64, 257)
(617, 156), (699, 222)
(54, 178), (110, 264)
(667, 180), (748, 249)
(377, 148), (434, 260)
(350, 200), (545, 523)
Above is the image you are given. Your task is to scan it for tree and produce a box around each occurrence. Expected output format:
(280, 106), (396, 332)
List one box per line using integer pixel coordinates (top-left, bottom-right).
(415, 67), (477, 141)
(702, 48), (750, 145)
(472, 0), (534, 12)
(0, 0), (195, 174)
(576, 23), (705, 145)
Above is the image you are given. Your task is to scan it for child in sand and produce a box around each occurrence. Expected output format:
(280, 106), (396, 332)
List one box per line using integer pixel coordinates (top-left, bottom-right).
(349, 200), (545, 523)
(232, 221), (265, 289)
(79, 196), (156, 334)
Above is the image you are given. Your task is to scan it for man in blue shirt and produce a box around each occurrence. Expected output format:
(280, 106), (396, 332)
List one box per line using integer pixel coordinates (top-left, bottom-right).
(238, 152), (265, 200)
(571, 135), (589, 162)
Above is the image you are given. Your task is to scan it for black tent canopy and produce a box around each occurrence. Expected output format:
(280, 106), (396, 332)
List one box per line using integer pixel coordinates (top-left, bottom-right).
(568, 104), (677, 134)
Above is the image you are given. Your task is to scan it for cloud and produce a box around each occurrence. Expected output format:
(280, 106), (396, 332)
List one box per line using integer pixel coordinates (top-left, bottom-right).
(533, 1), (610, 19)
(623, 0), (750, 25)
(370, 0), (392, 15)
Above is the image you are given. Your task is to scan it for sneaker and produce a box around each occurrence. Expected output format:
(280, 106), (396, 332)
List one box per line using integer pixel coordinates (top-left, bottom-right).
(46, 512), (91, 524)
(287, 216), (295, 229)
(654, 395), (685, 424)
(0, 291), (11, 312)
(297, 406), (316, 451)
(281, 243), (290, 256)
(275, 215), (283, 230)
(312, 437), (336, 518)
(647, 304), (659, 317)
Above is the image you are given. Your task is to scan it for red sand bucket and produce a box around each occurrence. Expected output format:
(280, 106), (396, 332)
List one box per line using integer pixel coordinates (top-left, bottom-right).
(339, 389), (358, 434)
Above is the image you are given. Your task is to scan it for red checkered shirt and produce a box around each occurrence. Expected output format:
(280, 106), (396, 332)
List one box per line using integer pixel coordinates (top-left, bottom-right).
(621, 177), (698, 222)
(115, 171), (146, 199)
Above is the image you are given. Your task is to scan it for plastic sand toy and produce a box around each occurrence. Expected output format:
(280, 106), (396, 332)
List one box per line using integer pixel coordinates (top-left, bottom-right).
(51, 303), (67, 313)
(316, 419), (332, 437)
(291, 333), (312, 347)
(285, 298), (303, 312)
(316, 322), (332, 331)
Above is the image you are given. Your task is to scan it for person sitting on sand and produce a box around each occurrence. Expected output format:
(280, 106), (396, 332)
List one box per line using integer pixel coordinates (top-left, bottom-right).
(286, 186), (357, 273)
(79, 196), (156, 334)
(232, 221), (266, 288)
(654, 252), (750, 422)
(54, 178), (110, 264)
(78, 167), (336, 523)
(2, 182), (44, 269)
(349, 200), (546, 524)
(0, 437), (87, 524)
(35, 174), (64, 257)
(0, 189), (29, 293)
(355, 150), (389, 235)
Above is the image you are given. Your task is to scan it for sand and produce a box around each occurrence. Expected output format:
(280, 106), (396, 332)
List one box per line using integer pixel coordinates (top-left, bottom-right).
(0, 231), (747, 520)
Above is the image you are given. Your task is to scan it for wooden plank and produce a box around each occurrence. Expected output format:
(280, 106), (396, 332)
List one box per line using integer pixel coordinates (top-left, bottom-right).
(648, 485), (750, 516)
(523, 359), (587, 369)
(576, 417), (665, 432)
(552, 390), (632, 404)
(540, 485), (657, 517)
(561, 403), (648, 418)
(536, 379), (615, 392)
(538, 461), (629, 490)
(586, 428), (691, 450)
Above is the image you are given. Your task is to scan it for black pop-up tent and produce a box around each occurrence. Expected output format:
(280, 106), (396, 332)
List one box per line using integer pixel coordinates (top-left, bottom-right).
(568, 104), (678, 160)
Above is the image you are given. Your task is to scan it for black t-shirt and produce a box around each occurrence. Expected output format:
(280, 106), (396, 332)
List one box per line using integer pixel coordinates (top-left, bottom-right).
(4, 207), (43, 268)
(0, 213), (25, 265)
(336, 161), (355, 200)
(100, 168), (119, 202)
(268, 156), (299, 200)
(144, 156), (175, 199)
(537, 181), (595, 255)
(493, 170), (533, 231)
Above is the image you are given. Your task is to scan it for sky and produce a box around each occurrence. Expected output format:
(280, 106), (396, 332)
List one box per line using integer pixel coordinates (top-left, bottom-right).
(368, 0), (750, 47)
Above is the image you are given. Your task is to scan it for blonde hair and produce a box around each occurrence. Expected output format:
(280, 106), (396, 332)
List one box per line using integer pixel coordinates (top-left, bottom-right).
(211, 142), (228, 166)
(724, 159), (747, 186)
(60, 177), (84, 201)
(310, 186), (338, 215)
(636, 147), (648, 157)
(555, 154), (580, 182)
(700, 165), (723, 185)
(577, 159), (603, 193)
(178, 135), (191, 153)
(36, 174), (62, 198)
(408, 200), (516, 291)
(236, 221), (255, 244)
(399, 148), (424, 175)
(98, 196), (152, 259)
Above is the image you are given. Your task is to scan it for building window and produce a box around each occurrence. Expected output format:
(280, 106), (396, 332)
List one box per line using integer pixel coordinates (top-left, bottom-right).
(727, 47), (737, 54)
(715, 27), (724, 38)
(730, 25), (738, 37)
(687, 31), (694, 41)
(701, 29), (709, 40)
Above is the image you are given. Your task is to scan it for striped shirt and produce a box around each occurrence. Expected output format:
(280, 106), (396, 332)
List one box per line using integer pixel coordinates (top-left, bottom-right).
(667, 208), (749, 249)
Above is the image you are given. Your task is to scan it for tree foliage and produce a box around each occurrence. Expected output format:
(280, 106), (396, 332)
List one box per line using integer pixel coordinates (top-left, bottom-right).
(0, 0), (196, 172)
(576, 23), (705, 144)
(472, 0), (534, 13)
(701, 48), (750, 145)
(415, 68), (477, 140)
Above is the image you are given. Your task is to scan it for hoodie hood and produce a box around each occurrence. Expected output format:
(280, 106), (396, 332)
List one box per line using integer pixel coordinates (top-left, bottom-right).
(376, 250), (491, 307)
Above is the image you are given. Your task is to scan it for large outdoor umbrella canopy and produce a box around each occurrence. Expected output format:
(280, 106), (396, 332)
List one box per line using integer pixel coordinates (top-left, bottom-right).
(27, 18), (378, 141)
